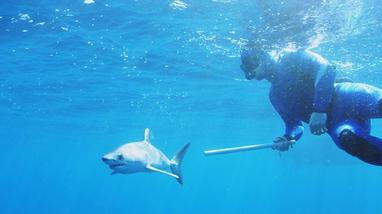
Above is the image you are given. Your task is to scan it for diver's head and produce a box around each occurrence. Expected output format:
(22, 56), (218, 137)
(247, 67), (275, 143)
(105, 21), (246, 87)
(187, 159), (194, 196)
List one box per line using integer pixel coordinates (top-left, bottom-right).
(240, 48), (272, 80)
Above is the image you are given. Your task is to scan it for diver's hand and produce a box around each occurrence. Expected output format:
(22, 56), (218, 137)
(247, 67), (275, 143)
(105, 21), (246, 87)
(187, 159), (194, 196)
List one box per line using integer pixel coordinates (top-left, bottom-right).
(272, 136), (295, 152)
(309, 112), (328, 135)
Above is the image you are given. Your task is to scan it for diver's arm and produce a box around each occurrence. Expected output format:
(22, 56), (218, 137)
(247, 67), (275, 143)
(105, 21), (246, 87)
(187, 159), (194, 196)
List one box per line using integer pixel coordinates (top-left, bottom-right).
(284, 120), (304, 141)
(310, 64), (335, 134)
(313, 64), (336, 112)
(274, 110), (303, 151)
(305, 50), (336, 112)
(304, 51), (336, 135)
(270, 92), (304, 141)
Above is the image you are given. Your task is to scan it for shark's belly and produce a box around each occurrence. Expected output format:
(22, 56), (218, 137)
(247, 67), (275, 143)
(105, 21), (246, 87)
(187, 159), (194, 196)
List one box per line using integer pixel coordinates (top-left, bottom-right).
(150, 160), (169, 171)
(113, 161), (146, 174)
(146, 150), (169, 169)
(116, 142), (171, 172)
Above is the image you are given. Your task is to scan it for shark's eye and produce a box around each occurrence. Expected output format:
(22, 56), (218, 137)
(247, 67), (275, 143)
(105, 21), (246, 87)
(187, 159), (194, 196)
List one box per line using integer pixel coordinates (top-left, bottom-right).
(117, 154), (124, 160)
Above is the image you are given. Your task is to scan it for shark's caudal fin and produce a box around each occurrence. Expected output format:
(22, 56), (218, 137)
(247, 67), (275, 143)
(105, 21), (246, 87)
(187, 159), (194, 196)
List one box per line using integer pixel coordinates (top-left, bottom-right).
(170, 143), (190, 185)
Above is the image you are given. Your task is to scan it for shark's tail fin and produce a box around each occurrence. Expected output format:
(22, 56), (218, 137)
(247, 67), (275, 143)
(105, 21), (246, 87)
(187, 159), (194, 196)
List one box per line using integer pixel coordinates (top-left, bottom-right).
(170, 143), (190, 185)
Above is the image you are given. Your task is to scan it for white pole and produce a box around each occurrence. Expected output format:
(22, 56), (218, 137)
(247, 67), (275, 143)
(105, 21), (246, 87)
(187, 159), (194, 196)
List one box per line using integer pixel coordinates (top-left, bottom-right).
(204, 141), (294, 156)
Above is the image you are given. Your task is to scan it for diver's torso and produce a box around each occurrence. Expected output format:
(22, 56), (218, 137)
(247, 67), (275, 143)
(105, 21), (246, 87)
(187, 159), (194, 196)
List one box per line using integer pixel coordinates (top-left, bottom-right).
(270, 52), (318, 123)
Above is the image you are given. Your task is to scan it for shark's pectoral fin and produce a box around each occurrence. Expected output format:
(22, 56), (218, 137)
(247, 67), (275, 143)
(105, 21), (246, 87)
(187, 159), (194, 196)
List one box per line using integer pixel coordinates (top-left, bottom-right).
(110, 171), (118, 175)
(146, 165), (179, 179)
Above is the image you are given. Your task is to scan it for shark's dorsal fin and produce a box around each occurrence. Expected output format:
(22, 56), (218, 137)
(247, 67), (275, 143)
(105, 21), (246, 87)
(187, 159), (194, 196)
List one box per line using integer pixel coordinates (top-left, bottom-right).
(144, 128), (150, 143)
(146, 165), (179, 179)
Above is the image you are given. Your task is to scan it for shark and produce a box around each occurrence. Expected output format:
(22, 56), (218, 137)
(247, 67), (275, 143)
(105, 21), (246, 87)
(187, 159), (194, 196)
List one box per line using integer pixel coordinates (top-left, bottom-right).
(102, 128), (190, 184)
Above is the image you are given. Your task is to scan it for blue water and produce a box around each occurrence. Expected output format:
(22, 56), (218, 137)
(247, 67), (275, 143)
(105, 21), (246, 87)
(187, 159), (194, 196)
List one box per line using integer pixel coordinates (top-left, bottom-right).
(1, 0), (382, 213)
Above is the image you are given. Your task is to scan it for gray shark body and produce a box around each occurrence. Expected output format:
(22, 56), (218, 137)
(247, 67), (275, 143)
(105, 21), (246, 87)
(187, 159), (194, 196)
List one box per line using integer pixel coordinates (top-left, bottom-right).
(102, 128), (190, 184)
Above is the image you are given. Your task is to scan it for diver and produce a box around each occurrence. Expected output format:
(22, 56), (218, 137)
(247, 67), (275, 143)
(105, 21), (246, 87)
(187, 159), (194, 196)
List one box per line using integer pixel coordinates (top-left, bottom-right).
(240, 47), (382, 166)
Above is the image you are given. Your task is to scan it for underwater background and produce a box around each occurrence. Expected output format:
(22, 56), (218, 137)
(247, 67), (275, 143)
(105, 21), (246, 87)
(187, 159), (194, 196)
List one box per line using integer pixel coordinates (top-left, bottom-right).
(1, 0), (382, 213)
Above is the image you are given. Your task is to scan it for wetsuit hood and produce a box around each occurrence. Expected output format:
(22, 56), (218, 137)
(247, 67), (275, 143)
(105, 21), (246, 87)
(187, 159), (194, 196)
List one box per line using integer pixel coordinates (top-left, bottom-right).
(240, 48), (274, 80)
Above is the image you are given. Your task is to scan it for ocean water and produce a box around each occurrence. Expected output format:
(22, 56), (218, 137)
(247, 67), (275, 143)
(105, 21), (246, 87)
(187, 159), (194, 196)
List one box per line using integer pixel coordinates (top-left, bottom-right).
(1, 0), (382, 213)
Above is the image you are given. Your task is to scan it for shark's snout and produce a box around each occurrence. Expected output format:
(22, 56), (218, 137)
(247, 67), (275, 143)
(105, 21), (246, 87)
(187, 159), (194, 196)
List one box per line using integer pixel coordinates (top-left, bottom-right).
(102, 154), (125, 169)
(102, 155), (114, 165)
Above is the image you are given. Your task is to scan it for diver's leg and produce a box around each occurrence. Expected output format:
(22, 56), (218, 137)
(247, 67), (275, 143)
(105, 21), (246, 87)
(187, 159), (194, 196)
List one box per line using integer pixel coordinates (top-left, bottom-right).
(355, 85), (382, 118)
(377, 99), (382, 118)
(328, 120), (382, 166)
(333, 83), (382, 119)
(369, 92), (382, 118)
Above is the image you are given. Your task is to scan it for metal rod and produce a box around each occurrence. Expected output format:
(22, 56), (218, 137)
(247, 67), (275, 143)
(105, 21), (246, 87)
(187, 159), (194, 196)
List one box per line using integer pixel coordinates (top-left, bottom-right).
(204, 141), (294, 156)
